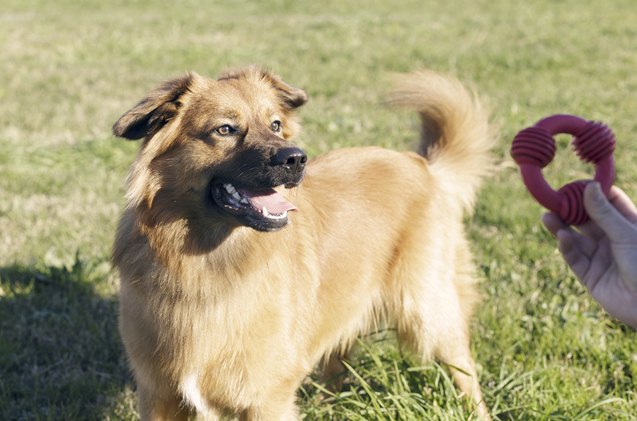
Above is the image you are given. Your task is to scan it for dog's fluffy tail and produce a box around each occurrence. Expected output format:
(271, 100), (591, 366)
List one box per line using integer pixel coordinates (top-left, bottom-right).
(388, 70), (496, 212)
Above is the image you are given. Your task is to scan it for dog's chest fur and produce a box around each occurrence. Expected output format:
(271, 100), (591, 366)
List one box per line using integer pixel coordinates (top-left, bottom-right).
(131, 238), (312, 402)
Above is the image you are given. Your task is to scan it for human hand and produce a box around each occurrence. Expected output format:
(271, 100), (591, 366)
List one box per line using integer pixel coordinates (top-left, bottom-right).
(542, 183), (637, 328)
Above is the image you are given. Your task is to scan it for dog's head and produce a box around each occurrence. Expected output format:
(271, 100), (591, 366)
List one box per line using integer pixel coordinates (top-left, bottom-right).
(113, 66), (308, 232)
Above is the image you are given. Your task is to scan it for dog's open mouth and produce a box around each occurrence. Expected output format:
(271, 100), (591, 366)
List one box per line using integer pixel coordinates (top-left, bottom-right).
(211, 182), (298, 231)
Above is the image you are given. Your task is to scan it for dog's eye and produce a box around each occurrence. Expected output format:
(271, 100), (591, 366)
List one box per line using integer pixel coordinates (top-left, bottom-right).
(270, 120), (282, 133)
(216, 125), (236, 136)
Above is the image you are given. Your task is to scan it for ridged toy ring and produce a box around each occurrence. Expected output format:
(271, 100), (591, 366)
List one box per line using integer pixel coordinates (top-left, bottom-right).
(511, 114), (616, 225)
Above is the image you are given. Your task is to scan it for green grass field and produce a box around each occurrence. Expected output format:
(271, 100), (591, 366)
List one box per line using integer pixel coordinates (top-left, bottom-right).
(2, 0), (637, 419)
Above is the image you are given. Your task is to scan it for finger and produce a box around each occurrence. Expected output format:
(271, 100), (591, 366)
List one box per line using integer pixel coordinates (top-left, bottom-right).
(584, 183), (637, 244)
(581, 237), (614, 288)
(577, 219), (605, 242)
(542, 212), (566, 236)
(544, 213), (598, 256)
(556, 229), (591, 280)
(608, 186), (637, 223)
(544, 210), (604, 250)
(577, 186), (637, 240)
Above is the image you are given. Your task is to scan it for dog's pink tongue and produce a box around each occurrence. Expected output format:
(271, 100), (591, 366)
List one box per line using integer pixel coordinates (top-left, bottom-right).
(238, 187), (298, 214)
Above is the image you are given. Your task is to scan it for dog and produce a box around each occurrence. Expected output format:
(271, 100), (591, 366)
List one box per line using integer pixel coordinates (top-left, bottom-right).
(112, 66), (494, 420)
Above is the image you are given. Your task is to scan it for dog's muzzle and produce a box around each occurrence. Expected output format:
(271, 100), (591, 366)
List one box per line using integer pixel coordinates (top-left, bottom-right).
(211, 146), (308, 232)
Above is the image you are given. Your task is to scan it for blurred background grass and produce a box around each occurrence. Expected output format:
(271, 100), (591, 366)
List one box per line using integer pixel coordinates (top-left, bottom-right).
(1, 0), (636, 419)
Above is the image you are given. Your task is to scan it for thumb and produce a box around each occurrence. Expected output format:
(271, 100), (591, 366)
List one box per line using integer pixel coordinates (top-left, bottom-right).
(584, 182), (633, 243)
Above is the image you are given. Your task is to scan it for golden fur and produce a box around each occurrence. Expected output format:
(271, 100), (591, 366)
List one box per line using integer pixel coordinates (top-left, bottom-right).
(112, 66), (495, 420)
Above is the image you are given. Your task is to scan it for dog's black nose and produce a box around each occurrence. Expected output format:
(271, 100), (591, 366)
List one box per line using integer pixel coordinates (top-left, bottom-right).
(270, 147), (307, 172)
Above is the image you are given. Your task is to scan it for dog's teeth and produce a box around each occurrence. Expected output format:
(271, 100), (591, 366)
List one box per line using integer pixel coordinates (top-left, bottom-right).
(262, 207), (287, 220)
(239, 198), (249, 205)
(223, 183), (236, 194)
(231, 192), (242, 201)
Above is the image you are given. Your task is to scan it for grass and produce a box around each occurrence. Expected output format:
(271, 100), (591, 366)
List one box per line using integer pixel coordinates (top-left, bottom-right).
(2, 0), (637, 419)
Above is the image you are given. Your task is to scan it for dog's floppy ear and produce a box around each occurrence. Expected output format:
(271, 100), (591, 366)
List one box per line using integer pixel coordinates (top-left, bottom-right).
(262, 70), (308, 110)
(113, 73), (194, 140)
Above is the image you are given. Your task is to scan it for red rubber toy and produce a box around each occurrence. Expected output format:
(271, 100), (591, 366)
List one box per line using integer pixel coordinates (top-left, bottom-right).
(511, 114), (616, 225)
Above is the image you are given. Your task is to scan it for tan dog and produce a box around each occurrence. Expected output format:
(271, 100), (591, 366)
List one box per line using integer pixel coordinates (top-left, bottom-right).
(112, 66), (494, 420)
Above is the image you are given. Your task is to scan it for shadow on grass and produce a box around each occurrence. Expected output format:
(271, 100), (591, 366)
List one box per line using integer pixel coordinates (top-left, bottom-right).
(0, 259), (134, 420)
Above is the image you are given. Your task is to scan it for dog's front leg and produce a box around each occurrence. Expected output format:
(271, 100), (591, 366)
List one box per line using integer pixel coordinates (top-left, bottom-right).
(319, 351), (349, 392)
(238, 396), (299, 421)
(137, 384), (191, 421)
